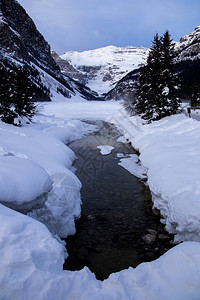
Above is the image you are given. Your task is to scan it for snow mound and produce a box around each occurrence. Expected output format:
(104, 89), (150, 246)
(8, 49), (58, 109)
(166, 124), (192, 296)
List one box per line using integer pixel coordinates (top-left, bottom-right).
(0, 156), (52, 213)
(0, 110), (97, 238)
(1, 204), (200, 299)
(97, 145), (114, 155)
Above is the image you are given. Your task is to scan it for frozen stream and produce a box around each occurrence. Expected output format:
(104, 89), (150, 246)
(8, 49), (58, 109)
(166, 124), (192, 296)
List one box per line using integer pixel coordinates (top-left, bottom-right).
(64, 121), (174, 280)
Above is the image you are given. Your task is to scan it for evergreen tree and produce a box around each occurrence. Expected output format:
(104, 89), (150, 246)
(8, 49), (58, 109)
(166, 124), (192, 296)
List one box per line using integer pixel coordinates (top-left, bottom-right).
(160, 30), (181, 116)
(0, 63), (36, 125)
(135, 33), (164, 120)
(135, 31), (181, 122)
(191, 84), (200, 108)
(0, 65), (17, 124)
(12, 65), (36, 125)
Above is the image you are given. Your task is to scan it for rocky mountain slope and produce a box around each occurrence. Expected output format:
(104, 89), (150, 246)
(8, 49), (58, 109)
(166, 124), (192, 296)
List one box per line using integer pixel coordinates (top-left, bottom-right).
(176, 26), (200, 61)
(60, 46), (148, 96)
(0, 0), (100, 101)
(51, 51), (87, 85)
(174, 26), (200, 99)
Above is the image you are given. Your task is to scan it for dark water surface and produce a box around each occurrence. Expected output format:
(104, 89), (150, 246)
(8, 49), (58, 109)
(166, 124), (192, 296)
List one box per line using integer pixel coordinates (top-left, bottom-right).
(64, 121), (174, 280)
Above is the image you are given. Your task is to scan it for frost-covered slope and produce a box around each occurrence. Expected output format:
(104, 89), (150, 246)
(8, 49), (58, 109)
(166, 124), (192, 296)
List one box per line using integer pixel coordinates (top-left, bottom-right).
(60, 45), (148, 95)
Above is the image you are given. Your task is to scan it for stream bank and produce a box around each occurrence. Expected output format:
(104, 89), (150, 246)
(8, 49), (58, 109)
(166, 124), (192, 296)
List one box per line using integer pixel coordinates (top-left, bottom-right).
(64, 121), (174, 280)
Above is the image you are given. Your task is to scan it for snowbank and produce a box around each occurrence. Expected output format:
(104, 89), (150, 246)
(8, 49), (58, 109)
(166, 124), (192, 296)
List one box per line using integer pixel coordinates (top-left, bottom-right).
(29, 170), (82, 238)
(0, 204), (200, 299)
(0, 112), (96, 238)
(0, 156), (52, 213)
(112, 111), (200, 243)
(1, 101), (200, 299)
(0, 205), (200, 300)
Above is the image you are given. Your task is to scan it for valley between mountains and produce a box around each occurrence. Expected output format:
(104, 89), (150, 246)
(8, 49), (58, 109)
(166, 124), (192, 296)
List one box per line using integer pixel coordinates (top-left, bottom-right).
(1, 1), (200, 299)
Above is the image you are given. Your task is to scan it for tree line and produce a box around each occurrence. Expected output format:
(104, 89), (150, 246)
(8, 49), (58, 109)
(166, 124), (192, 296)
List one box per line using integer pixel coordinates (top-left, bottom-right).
(127, 30), (200, 121)
(0, 60), (50, 126)
(1, 30), (200, 126)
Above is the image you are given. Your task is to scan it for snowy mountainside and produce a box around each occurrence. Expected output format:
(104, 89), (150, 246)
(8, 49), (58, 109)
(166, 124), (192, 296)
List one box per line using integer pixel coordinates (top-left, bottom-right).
(0, 0), (99, 101)
(51, 50), (87, 85)
(174, 26), (200, 99)
(51, 50), (101, 101)
(60, 45), (148, 95)
(176, 26), (200, 61)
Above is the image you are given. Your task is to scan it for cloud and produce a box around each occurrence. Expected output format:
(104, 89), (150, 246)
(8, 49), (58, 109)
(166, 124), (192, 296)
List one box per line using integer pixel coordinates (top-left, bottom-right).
(17, 0), (200, 53)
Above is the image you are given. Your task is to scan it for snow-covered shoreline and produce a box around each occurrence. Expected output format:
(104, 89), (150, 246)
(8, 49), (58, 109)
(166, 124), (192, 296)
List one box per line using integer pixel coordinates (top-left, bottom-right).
(112, 111), (200, 243)
(0, 101), (200, 299)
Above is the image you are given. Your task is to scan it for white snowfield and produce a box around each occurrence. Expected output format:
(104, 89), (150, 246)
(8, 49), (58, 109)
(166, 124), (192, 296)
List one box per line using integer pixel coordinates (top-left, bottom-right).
(0, 101), (200, 299)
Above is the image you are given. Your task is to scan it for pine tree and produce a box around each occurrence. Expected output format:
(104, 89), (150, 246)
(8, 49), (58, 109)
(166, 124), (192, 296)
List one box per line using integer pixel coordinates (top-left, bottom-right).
(191, 84), (200, 108)
(135, 33), (164, 120)
(160, 30), (181, 116)
(136, 64), (154, 120)
(12, 65), (36, 125)
(0, 64), (17, 124)
(135, 31), (181, 122)
(0, 63), (36, 125)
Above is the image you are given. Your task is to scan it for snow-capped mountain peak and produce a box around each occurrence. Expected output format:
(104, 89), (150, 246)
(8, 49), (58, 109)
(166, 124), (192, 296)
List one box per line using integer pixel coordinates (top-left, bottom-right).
(61, 45), (147, 67)
(60, 45), (148, 95)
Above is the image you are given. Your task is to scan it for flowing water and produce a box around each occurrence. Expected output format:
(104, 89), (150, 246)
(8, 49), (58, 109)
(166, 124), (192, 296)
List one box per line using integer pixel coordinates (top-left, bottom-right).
(64, 121), (174, 280)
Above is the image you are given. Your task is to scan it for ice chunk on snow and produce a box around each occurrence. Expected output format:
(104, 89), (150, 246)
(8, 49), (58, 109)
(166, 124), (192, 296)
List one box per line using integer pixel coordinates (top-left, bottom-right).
(117, 135), (129, 143)
(118, 154), (146, 178)
(0, 156), (52, 213)
(97, 145), (114, 155)
(162, 87), (169, 95)
(117, 153), (125, 158)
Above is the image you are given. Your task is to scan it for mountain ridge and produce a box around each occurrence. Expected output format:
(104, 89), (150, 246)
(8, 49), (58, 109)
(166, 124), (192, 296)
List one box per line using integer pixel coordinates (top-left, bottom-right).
(60, 45), (148, 95)
(0, 0), (101, 101)
(58, 26), (200, 100)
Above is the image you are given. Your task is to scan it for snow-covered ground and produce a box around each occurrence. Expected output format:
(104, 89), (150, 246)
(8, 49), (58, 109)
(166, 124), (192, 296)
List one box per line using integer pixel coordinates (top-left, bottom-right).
(1, 100), (200, 299)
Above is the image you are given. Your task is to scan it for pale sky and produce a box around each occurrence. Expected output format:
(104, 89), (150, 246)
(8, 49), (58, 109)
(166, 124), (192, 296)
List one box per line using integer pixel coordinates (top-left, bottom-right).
(17, 0), (200, 55)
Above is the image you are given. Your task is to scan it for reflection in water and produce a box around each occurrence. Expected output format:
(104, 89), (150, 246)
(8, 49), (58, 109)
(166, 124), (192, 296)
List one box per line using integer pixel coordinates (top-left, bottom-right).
(64, 121), (174, 280)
